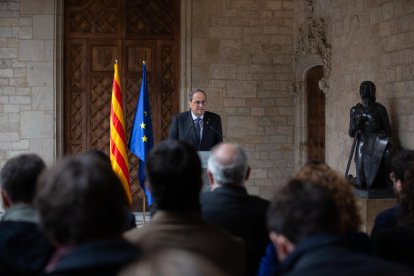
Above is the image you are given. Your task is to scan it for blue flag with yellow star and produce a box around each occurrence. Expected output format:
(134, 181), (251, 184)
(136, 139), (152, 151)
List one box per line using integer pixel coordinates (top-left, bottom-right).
(129, 62), (154, 205)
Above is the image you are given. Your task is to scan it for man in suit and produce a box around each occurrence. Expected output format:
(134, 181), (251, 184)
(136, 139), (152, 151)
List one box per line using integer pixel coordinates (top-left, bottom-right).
(200, 143), (269, 275)
(0, 154), (54, 276)
(124, 140), (246, 276)
(168, 89), (223, 151)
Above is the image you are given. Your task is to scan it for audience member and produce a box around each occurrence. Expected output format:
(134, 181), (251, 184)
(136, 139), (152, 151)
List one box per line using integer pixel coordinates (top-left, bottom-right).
(80, 149), (137, 231)
(267, 178), (412, 275)
(123, 140), (246, 276)
(35, 154), (141, 275)
(119, 248), (229, 276)
(372, 160), (414, 270)
(371, 149), (414, 238)
(258, 162), (371, 276)
(200, 142), (269, 275)
(0, 154), (53, 276)
(295, 161), (371, 254)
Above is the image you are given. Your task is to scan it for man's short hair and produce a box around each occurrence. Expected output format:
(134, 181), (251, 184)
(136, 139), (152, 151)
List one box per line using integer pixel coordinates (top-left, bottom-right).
(294, 162), (361, 234)
(207, 144), (248, 186)
(391, 149), (414, 182)
(267, 179), (339, 244)
(0, 154), (45, 204)
(147, 140), (202, 212)
(188, 89), (206, 102)
(35, 154), (126, 245)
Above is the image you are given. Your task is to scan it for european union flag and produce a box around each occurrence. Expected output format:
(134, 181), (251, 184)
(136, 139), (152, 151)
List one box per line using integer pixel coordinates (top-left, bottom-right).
(129, 61), (154, 205)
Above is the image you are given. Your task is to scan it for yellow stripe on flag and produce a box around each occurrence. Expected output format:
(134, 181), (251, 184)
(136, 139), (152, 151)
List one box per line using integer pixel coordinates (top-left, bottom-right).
(110, 62), (132, 205)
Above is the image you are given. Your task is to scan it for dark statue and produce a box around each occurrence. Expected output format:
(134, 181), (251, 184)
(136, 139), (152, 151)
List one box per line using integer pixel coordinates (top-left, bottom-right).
(347, 81), (392, 189)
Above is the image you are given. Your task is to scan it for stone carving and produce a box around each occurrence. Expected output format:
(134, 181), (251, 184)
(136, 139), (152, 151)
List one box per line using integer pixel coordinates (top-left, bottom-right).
(288, 81), (303, 97)
(294, 18), (331, 77)
(318, 77), (329, 94)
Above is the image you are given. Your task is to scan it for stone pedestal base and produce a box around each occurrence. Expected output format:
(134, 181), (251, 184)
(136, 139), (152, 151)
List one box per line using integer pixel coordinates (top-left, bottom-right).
(355, 195), (396, 234)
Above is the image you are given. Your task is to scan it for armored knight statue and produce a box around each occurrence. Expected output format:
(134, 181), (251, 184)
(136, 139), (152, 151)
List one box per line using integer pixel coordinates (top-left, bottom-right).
(348, 81), (392, 189)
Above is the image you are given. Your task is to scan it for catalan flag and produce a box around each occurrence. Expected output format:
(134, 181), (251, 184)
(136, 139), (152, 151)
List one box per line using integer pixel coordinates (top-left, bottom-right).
(129, 61), (154, 205)
(110, 61), (132, 205)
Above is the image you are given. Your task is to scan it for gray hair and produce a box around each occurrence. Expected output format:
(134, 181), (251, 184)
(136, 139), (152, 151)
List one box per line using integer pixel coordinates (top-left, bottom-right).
(188, 89), (207, 101)
(207, 144), (249, 186)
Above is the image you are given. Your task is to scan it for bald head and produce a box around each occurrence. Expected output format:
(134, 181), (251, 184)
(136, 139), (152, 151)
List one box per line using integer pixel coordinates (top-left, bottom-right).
(207, 143), (249, 187)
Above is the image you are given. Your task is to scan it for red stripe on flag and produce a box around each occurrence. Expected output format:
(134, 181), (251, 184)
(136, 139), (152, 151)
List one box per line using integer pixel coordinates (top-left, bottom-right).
(110, 62), (132, 204)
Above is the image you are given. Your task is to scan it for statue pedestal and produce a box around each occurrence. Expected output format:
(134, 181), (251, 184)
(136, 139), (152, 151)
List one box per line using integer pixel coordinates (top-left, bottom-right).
(354, 187), (396, 234)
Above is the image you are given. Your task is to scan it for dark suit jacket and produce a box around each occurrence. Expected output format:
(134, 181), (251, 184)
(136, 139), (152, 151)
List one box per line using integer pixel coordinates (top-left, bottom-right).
(123, 211), (246, 276)
(371, 205), (399, 238)
(45, 239), (141, 276)
(372, 225), (414, 271)
(0, 221), (54, 276)
(200, 185), (269, 276)
(281, 234), (412, 276)
(168, 111), (223, 151)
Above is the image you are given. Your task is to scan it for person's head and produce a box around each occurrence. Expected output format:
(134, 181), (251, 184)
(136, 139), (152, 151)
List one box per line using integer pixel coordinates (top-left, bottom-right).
(188, 89), (207, 117)
(359, 81), (376, 102)
(0, 154), (46, 208)
(397, 161), (414, 226)
(294, 162), (361, 233)
(146, 140), (202, 212)
(390, 149), (414, 195)
(267, 178), (339, 261)
(35, 154), (126, 246)
(207, 143), (250, 188)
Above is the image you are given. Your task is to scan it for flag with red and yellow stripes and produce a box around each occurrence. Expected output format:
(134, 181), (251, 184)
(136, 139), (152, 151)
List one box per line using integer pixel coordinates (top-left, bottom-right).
(110, 61), (132, 205)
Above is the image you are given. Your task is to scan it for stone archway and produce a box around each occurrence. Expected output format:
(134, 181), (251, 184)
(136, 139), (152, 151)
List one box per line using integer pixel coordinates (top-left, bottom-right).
(290, 12), (331, 170)
(291, 54), (325, 170)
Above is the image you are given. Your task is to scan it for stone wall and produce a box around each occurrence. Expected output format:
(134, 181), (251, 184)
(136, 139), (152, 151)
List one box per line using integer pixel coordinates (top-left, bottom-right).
(190, 0), (295, 197)
(3, 0), (412, 200)
(309, 0), (414, 175)
(0, 0), (56, 166)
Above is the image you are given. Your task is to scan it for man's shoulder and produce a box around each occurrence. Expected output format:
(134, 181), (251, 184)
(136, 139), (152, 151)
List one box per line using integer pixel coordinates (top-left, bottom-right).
(289, 244), (411, 276)
(204, 111), (221, 119)
(174, 111), (191, 120)
(375, 205), (398, 221)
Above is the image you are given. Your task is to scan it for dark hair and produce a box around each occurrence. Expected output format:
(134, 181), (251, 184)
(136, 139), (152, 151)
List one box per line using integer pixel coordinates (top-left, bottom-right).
(398, 161), (414, 226)
(35, 154), (126, 244)
(294, 162), (361, 233)
(188, 89), (206, 102)
(267, 179), (339, 244)
(147, 140), (202, 212)
(0, 154), (45, 204)
(391, 149), (414, 182)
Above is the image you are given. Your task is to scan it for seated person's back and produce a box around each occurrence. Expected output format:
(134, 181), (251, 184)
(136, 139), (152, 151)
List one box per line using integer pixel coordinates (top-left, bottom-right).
(0, 154), (54, 276)
(124, 140), (246, 276)
(35, 153), (142, 276)
(200, 143), (269, 275)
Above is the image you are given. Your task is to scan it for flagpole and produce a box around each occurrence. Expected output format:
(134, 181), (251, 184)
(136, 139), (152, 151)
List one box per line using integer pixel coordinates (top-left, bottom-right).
(143, 191), (146, 224)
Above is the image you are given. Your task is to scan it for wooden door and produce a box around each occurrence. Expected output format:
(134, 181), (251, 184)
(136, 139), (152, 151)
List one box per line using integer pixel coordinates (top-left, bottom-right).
(63, 0), (179, 209)
(306, 66), (325, 162)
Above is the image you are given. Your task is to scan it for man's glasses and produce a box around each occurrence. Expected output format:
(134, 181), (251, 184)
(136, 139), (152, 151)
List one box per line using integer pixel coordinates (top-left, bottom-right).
(192, 100), (206, 106)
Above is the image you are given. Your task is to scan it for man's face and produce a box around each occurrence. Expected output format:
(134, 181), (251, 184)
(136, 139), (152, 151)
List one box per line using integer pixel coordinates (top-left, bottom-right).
(188, 92), (206, 117)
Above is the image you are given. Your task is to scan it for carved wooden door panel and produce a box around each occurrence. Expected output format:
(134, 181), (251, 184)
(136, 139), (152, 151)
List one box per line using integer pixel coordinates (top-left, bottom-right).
(64, 0), (179, 209)
(306, 66), (325, 162)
